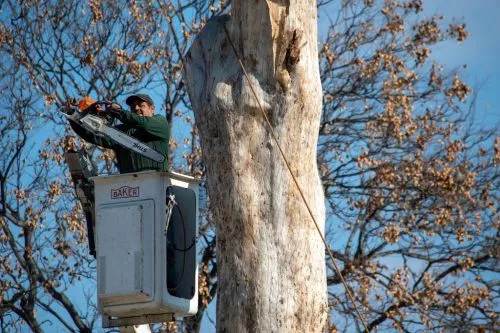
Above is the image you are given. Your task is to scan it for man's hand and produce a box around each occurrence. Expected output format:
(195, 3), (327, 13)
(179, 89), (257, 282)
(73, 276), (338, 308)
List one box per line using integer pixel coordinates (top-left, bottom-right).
(104, 101), (123, 114)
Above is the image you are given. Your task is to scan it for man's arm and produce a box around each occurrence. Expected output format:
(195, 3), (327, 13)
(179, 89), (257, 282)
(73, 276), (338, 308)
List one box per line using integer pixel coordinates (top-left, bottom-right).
(69, 120), (115, 149)
(114, 111), (169, 139)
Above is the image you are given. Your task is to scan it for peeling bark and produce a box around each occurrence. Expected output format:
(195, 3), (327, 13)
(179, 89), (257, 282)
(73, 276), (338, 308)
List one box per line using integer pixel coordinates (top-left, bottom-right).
(184, 1), (327, 332)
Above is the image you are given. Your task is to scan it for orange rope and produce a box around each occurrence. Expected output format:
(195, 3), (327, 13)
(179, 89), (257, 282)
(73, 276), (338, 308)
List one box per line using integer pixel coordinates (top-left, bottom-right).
(223, 24), (370, 333)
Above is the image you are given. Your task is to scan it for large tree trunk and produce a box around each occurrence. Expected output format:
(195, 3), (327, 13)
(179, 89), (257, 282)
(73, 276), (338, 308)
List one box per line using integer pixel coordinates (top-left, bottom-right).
(184, 1), (327, 332)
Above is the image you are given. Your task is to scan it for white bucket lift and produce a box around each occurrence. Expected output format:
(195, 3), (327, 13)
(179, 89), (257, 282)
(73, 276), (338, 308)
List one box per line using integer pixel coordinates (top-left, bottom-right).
(92, 170), (199, 328)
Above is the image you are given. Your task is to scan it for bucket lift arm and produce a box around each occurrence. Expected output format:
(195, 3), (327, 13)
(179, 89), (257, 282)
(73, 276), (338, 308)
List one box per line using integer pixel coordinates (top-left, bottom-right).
(120, 324), (152, 333)
(64, 149), (97, 257)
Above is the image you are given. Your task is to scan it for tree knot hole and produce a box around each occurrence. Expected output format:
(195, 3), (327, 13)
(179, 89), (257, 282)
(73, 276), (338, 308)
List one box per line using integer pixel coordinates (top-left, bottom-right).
(285, 29), (304, 72)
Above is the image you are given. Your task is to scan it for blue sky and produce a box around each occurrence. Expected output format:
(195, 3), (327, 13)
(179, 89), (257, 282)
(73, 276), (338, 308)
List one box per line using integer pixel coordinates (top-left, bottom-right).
(425, 0), (500, 126)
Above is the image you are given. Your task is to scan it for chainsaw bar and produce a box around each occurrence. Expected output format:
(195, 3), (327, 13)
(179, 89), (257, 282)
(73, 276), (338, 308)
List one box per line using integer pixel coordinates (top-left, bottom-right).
(62, 109), (165, 163)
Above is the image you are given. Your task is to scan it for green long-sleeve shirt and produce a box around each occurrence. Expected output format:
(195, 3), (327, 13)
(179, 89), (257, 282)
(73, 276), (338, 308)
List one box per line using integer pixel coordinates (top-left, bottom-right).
(70, 111), (169, 173)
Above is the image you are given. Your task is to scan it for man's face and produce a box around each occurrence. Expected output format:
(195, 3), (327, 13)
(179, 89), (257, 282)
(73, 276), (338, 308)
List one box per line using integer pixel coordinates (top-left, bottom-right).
(130, 101), (154, 117)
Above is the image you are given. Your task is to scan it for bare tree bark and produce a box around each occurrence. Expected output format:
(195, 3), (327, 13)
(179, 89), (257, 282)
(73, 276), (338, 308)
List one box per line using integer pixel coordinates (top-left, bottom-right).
(184, 1), (327, 332)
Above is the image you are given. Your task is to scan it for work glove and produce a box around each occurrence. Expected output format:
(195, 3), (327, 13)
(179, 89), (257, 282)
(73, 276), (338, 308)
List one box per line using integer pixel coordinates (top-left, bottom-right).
(104, 101), (123, 116)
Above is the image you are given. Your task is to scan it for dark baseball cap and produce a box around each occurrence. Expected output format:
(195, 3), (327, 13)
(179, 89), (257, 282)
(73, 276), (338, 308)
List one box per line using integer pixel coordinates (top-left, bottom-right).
(126, 93), (154, 106)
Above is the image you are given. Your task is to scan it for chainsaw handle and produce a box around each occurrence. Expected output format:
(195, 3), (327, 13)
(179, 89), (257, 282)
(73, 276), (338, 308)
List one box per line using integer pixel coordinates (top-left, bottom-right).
(102, 101), (123, 113)
(60, 101), (116, 126)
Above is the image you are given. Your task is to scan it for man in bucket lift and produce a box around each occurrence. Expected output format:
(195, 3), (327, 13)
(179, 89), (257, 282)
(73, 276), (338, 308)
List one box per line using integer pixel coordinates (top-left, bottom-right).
(69, 94), (169, 173)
